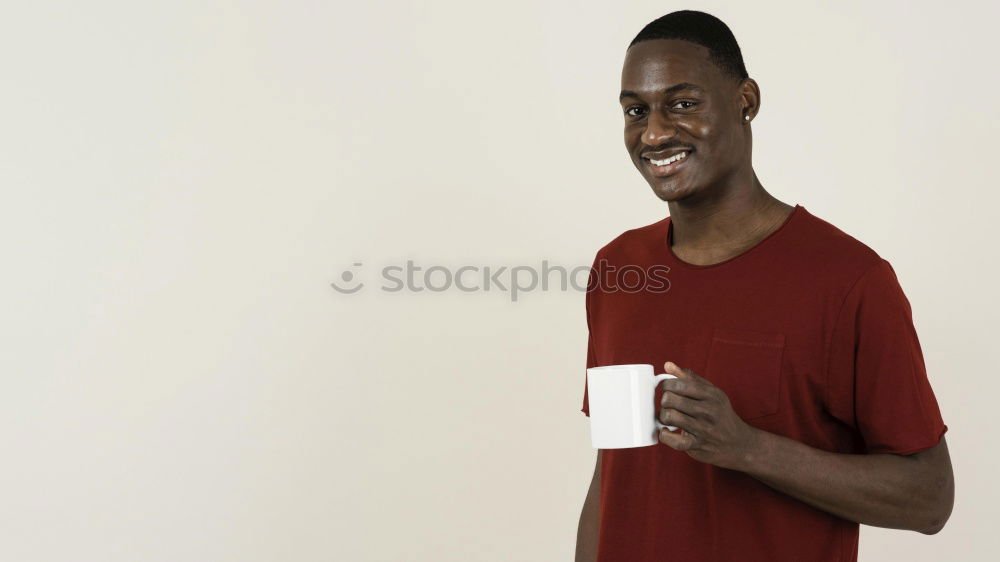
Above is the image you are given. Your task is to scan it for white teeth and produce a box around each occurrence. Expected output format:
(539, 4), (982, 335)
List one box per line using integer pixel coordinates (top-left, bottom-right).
(650, 152), (688, 166)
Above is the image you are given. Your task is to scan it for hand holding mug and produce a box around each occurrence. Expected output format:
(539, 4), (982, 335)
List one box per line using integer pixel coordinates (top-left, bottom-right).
(656, 361), (762, 471)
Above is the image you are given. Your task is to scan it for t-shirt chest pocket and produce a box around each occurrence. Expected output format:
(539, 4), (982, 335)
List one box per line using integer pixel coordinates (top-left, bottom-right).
(704, 328), (786, 421)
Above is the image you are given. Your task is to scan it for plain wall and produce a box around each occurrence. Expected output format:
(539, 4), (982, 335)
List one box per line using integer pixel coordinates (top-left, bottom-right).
(1, 1), (996, 560)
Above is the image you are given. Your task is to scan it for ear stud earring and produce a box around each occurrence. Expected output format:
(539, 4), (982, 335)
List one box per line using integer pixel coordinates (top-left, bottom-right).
(744, 115), (750, 121)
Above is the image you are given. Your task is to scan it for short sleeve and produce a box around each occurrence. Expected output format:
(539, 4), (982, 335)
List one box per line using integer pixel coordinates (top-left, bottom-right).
(825, 259), (948, 455)
(581, 251), (602, 417)
(582, 330), (597, 416)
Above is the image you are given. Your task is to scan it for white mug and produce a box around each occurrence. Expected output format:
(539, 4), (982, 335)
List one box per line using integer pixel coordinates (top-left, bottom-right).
(586, 364), (678, 449)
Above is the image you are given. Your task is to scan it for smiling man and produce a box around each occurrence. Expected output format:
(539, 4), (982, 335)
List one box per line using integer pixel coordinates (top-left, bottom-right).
(576, 10), (954, 562)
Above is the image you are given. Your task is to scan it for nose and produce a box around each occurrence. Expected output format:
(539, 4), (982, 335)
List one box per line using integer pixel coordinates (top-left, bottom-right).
(642, 110), (678, 147)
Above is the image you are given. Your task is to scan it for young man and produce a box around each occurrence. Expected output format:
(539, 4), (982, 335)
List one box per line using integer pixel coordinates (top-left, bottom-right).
(576, 10), (953, 562)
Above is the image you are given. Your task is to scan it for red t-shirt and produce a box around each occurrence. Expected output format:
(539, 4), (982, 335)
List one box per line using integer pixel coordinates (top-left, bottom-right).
(581, 204), (947, 562)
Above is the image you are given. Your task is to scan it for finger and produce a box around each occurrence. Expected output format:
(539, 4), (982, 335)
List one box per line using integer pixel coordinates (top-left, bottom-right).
(659, 377), (713, 400)
(662, 361), (688, 378)
(660, 407), (700, 433)
(660, 391), (705, 417)
(664, 361), (708, 383)
(658, 426), (699, 451)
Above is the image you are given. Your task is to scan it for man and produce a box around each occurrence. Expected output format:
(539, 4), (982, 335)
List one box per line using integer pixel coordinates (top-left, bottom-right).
(576, 10), (954, 562)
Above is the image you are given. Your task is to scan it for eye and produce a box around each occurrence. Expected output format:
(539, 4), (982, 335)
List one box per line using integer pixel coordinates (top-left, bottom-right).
(672, 100), (698, 110)
(625, 106), (646, 118)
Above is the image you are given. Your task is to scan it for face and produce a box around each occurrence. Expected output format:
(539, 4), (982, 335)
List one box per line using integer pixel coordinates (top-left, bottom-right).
(620, 39), (757, 202)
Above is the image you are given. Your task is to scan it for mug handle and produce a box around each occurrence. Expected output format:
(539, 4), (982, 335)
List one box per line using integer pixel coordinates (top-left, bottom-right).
(653, 373), (679, 432)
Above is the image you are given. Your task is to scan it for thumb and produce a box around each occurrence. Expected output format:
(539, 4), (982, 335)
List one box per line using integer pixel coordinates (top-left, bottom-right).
(663, 361), (689, 378)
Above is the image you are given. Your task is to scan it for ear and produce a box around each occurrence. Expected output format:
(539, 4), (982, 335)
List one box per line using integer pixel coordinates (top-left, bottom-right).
(736, 77), (760, 122)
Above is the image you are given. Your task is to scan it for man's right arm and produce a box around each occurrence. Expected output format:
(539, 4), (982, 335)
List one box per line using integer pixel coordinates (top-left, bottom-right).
(575, 449), (602, 562)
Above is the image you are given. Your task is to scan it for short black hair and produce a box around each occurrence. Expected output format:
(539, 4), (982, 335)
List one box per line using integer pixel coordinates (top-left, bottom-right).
(628, 10), (749, 83)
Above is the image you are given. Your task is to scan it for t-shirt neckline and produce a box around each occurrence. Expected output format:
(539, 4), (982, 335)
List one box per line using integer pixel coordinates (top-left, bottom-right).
(665, 204), (804, 270)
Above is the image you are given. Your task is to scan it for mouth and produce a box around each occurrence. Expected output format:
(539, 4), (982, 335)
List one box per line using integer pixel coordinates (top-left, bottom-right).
(643, 150), (691, 177)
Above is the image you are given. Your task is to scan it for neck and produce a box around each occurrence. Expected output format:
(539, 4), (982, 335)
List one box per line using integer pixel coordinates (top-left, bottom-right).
(667, 174), (793, 253)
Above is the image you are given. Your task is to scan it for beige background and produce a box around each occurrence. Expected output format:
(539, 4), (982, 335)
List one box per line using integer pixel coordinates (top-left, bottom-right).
(1, 0), (996, 560)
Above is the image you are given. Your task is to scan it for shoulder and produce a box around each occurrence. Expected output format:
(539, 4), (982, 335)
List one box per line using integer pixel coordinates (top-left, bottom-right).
(789, 207), (889, 282)
(590, 216), (669, 264)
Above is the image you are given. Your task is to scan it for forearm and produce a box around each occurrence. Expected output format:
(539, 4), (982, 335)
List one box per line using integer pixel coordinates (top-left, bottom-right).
(575, 473), (600, 561)
(735, 428), (945, 534)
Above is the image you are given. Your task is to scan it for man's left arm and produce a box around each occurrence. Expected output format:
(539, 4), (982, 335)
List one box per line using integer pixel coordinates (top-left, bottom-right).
(656, 361), (955, 535)
(739, 421), (953, 534)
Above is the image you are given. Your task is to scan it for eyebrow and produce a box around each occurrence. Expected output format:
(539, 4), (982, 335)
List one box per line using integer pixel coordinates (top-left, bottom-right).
(619, 82), (705, 103)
